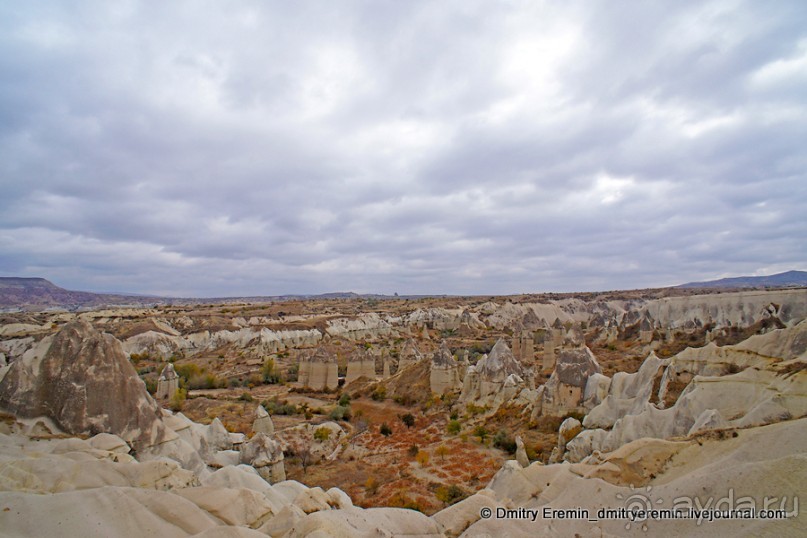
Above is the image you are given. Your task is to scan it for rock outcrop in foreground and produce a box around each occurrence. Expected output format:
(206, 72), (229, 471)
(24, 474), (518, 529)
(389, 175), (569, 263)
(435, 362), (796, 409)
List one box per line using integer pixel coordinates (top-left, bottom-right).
(0, 320), (170, 451)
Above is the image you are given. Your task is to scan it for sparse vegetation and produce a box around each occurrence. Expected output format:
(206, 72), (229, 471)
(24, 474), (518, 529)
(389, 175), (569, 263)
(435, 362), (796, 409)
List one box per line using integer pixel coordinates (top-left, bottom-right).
(387, 490), (423, 512)
(371, 386), (387, 401)
(465, 403), (487, 417)
(143, 377), (157, 394)
(169, 388), (187, 412)
(285, 363), (299, 382)
(415, 450), (429, 467)
(399, 413), (415, 428)
(493, 430), (517, 454)
(435, 484), (467, 506)
(263, 398), (299, 415)
(314, 426), (331, 442)
(188, 373), (226, 390)
(393, 394), (417, 406)
(262, 358), (280, 384)
(329, 405), (351, 421)
(129, 352), (151, 363)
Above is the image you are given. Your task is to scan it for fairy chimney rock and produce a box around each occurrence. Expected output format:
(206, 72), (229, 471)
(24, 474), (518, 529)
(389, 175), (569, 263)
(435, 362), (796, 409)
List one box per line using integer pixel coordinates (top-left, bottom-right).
(156, 363), (180, 400)
(345, 348), (376, 384)
(253, 404), (275, 435)
(397, 339), (423, 372)
(429, 342), (463, 394)
(299, 347), (339, 391)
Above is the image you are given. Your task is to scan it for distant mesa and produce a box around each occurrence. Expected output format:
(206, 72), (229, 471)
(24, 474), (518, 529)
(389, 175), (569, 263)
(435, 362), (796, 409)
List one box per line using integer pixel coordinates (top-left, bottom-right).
(0, 277), (160, 311)
(0, 276), (439, 311)
(678, 270), (807, 289)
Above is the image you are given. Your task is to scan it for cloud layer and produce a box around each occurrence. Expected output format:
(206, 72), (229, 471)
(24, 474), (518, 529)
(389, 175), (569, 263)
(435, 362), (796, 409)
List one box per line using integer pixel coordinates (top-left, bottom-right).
(1, 1), (805, 296)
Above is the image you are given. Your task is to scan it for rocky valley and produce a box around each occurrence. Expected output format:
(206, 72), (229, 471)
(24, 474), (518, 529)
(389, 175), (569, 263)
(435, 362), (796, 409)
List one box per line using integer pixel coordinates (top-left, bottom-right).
(0, 286), (805, 536)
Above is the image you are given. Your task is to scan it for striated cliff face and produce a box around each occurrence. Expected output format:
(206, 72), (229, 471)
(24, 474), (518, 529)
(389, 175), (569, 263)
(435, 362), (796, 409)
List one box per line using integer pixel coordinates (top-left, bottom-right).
(642, 288), (807, 328)
(325, 312), (396, 340)
(121, 326), (323, 358)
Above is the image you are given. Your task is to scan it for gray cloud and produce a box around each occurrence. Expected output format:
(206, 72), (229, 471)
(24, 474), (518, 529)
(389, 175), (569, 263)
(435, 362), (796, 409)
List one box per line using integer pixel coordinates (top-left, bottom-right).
(1, 0), (805, 296)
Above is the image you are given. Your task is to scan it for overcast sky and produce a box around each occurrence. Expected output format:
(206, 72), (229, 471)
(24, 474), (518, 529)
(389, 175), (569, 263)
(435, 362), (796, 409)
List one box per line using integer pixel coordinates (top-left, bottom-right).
(1, 1), (805, 297)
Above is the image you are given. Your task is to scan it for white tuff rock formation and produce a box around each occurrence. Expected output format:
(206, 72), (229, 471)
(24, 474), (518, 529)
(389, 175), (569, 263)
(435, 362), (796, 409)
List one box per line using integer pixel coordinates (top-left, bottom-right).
(252, 404), (275, 435)
(298, 347), (339, 391)
(429, 342), (465, 395)
(345, 347), (377, 384)
(460, 338), (530, 409)
(239, 433), (286, 483)
(538, 345), (602, 417)
(398, 338), (423, 372)
(0, 320), (172, 452)
(156, 362), (180, 400)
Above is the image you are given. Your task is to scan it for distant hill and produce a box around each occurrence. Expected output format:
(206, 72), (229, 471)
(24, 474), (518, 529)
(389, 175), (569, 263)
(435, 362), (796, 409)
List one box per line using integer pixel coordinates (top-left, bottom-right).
(678, 270), (807, 289)
(0, 277), (160, 311)
(0, 277), (440, 311)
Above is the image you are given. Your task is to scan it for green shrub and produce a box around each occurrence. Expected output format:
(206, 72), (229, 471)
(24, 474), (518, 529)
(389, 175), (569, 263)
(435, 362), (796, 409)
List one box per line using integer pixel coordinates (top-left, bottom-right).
(314, 427), (331, 442)
(380, 423), (392, 436)
(143, 377), (157, 394)
(169, 388), (187, 412)
(371, 386), (387, 401)
(435, 484), (467, 506)
(473, 425), (489, 442)
(130, 352), (151, 363)
(493, 430), (517, 454)
(441, 392), (458, 407)
(187, 373), (225, 390)
(447, 420), (461, 435)
(329, 405), (352, 421)
(393, 394), (416, 406)
(174, 363), (203, 384)
(262, 358), (280, 384)
(400, 413), (415, 428)
(264, 399), (299, 415)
